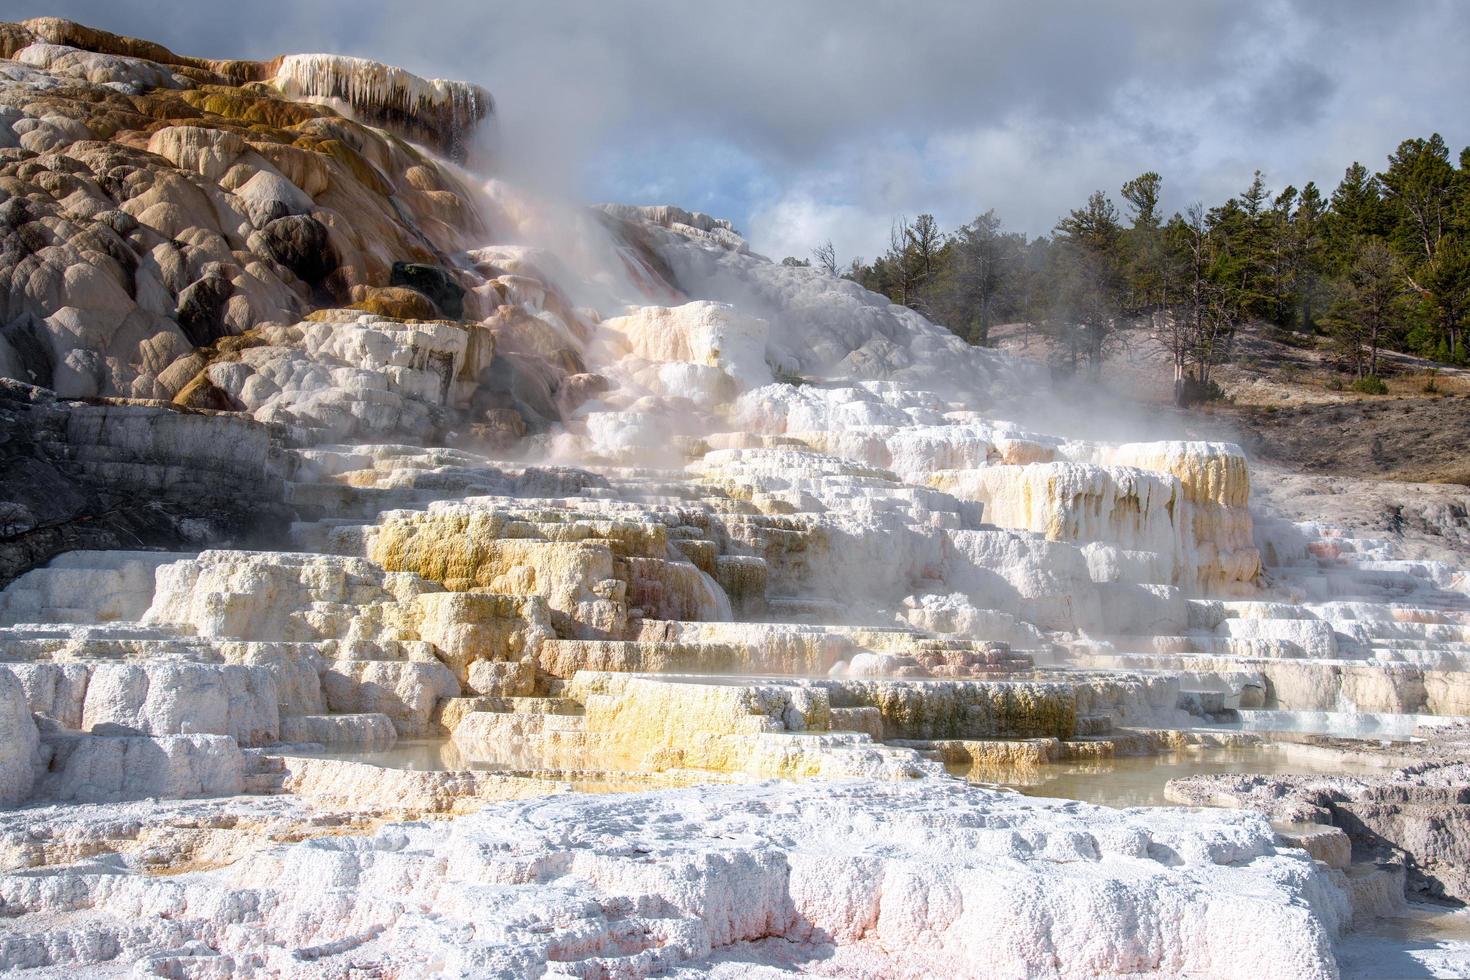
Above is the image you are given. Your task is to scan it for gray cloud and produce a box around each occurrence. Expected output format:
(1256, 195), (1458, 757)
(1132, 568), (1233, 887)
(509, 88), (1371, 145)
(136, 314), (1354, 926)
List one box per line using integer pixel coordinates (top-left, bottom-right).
(12, 0), (1470, 260)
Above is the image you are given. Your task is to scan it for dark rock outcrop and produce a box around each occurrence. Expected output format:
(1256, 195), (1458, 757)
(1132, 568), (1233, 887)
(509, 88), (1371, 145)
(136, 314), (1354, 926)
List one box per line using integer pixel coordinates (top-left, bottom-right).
(390, 262), (466, 319)
(174, 272), (235, 347)
(0, 379), (291, 587)
(257, 214), (337, 287)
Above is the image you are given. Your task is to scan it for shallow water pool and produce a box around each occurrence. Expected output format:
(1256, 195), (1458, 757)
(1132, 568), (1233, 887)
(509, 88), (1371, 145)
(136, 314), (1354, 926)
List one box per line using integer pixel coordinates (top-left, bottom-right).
(964, 743), (1393, 808)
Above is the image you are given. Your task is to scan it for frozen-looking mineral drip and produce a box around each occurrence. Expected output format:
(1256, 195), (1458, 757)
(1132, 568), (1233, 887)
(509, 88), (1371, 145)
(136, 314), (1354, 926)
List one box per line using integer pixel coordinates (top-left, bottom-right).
(269, 53), (492, 161)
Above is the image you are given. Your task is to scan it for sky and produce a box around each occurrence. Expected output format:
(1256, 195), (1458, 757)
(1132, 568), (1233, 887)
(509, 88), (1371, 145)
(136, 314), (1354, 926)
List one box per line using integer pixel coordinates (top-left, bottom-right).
(16, 0), (1470, 264)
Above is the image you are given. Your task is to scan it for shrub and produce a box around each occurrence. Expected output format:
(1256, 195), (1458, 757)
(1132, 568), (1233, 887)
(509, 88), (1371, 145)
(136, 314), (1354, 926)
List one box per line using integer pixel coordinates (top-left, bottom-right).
(1424, 368), (1440, 394)
(1180, 377), (1225, 406)
(1351, 375), (1389, 395)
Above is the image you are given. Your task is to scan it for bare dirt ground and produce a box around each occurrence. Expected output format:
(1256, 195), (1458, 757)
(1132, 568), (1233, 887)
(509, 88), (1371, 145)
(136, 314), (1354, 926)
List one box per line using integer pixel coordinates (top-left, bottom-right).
(1248, 464), (1470, 565)
(1199, 396), (1470, 485)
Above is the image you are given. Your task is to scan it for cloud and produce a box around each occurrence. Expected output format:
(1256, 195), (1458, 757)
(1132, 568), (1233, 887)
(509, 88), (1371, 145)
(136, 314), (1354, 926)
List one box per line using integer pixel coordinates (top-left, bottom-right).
(747, 195), (892, 267)
(21, 0), (1470, 257)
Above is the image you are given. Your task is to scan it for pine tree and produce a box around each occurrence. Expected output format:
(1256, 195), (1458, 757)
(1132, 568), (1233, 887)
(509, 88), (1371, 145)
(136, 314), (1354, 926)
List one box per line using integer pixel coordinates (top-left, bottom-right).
(1321, 239), (1402, 378)
(1120, 172), (1170, 319)
(1380, 135), (1468, 358)
(1053, 191), (1124, 377)
(1291, 182), (1329, 330)
(1264, 185), (1298, 325)
(905, 214), (944, 310)
(1380, 134), (1456, 264)
(920, 210), (1024, 345)
(1207, 172), (1275, 321)
(1327, 162), (1389, 255)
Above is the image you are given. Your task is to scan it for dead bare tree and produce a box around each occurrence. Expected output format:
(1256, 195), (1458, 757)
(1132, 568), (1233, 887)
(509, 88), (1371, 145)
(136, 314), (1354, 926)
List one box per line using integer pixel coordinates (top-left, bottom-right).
(1153, 203), (1236, 405)
(811, 239), (838, 277)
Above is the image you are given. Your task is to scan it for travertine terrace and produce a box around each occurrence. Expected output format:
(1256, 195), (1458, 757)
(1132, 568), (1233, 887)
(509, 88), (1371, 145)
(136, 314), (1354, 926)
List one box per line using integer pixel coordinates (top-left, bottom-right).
(0, 18), (1467, 978)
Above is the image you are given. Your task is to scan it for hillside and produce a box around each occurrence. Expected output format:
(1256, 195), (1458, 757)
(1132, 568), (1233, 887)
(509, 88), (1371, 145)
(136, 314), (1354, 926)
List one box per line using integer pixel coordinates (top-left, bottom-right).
(993, 317), (1470, 473)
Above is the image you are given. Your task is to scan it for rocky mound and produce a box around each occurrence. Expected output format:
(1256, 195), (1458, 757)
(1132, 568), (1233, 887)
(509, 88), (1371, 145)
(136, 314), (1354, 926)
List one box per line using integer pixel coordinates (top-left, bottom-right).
(0, 17), (489, 405)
